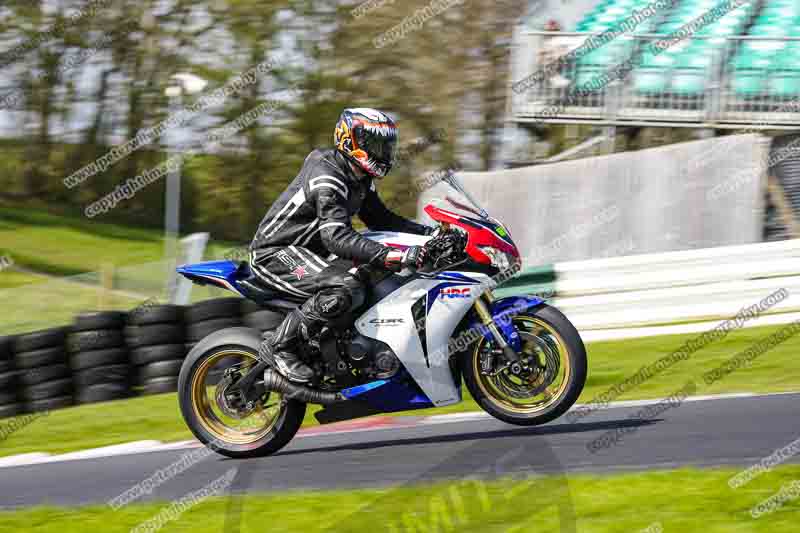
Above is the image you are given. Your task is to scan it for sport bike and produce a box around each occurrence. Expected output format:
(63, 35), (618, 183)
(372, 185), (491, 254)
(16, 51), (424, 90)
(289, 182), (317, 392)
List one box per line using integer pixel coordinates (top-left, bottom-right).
(176, 173), (587, 458)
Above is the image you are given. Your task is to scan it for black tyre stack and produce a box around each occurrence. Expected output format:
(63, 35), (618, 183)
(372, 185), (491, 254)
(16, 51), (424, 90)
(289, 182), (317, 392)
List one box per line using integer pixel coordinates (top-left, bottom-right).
(14, 328), (73, 413)
(241, 300), (285, 334)
(69, 312), (131, 405)
(126, 305), (185, 395)
(0, 336), (22, 418)
(185, 298), (243, 351)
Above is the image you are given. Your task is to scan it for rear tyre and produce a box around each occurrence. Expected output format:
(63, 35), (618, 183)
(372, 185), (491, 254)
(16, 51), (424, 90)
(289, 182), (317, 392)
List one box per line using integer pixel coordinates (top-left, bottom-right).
(186, 298), (242, 323)
(178, 342), (305, 459)
(187, 318), (243, 343)
(139, 359), (183, 381)
(0, 403), (24, 418)
(243, 310), (285, 332)
(72, 311), (127, 332)
(70, 348), (128, 370)
(131, 344), (186, 366)
(142, 376), (179, 395)
(461, 303), (587, 427)
(68, 330), (125, 352)
(75, 383), (129, 404)
(125, 324), (184, 347)
(15, 347), (66, 369)
(27, 395), (73, 413)
(19, 364), (71, 386)
(14, 328), (68, 353)
(73, 364), (131, 387)
(22, 379), (73, 401)
(127, 304), (184, 326)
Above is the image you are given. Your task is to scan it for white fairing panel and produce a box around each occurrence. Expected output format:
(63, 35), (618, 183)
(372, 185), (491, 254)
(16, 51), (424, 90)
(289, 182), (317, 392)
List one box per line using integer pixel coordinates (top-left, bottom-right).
(355, 269), (492, 406)
(361, 230), (432, 248)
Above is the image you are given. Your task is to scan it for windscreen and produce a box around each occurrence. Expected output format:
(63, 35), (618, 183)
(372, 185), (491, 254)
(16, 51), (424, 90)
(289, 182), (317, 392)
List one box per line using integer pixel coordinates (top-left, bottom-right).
(439, 172), (490, 220)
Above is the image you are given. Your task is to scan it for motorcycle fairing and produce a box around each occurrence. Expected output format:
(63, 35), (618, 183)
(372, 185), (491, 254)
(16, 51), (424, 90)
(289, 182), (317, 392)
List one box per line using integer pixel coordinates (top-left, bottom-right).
(176, 260), (244, 295)
(360, 230), (432, 251)
(355, 270), (491, 407)
(340, 377), (433, 412)
(424, 204), (519, 266)
(469, 295), (546, 352)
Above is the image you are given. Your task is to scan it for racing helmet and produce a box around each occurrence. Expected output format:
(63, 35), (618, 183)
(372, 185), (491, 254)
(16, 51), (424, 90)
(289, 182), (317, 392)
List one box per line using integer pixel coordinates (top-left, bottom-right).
(334, 108), (398, 178)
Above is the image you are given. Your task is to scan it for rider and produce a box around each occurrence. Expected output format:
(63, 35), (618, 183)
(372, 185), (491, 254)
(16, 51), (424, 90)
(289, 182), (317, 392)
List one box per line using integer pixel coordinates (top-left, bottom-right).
(249, 108), (433, 383)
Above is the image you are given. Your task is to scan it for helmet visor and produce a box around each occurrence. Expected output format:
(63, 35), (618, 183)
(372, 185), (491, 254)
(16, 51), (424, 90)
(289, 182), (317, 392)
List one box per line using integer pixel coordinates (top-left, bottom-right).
(353, 122), (398, 169)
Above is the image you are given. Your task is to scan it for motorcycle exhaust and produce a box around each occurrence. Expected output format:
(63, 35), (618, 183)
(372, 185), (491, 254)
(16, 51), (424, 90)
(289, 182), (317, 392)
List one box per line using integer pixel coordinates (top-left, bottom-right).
(263, 369), (344, 405)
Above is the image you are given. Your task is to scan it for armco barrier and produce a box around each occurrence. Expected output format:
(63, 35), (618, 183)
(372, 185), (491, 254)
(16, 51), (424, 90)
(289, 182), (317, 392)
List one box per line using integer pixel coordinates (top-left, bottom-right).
(496, 239), (800, 329)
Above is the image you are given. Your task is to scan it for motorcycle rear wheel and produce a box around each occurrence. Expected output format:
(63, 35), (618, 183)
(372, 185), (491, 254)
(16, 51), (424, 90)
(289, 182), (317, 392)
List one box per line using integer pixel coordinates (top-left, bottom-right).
(461, 303), (587, 426)
(178, 343), (306, 458)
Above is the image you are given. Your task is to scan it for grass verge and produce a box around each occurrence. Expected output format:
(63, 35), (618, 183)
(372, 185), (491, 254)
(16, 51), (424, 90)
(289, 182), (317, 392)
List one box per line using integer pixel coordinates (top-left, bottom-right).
(2, 465), (798, 532)
(1, 321), (798, 458)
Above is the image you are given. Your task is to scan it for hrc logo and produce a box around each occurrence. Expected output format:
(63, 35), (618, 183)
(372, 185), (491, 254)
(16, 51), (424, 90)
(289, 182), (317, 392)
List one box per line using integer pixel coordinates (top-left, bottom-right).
(440, 287), (471, 299)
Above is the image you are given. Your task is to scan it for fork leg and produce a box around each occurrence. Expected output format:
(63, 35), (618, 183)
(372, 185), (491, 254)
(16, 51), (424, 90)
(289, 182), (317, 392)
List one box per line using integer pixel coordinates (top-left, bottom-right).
(474, 294), (520, 363)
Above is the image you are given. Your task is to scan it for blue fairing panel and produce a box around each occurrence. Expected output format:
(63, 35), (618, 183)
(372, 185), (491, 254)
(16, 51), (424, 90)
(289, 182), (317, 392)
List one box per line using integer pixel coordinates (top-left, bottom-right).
(470, 295), (545, 352)
(341, 377), (433, 412)
(176, 260), (242, 294)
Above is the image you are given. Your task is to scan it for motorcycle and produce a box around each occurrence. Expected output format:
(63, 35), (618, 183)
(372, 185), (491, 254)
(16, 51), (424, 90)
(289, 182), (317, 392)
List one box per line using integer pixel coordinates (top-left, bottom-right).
(176, 173), (587, 458)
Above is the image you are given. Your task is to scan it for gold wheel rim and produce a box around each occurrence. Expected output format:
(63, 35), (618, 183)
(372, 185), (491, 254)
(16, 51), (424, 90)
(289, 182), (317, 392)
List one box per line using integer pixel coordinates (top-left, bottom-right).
(190, 349), (284, 445)
(473, 316), (571, 415)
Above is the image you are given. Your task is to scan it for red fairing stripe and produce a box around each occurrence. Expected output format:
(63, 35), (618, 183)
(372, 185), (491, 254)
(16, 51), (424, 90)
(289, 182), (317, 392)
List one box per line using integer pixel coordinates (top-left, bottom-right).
(424, 204), (519, 265)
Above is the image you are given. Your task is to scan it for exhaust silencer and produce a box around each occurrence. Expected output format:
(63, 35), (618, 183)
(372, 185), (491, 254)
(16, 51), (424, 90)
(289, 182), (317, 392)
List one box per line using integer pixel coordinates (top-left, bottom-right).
(263, 369), (343, 405)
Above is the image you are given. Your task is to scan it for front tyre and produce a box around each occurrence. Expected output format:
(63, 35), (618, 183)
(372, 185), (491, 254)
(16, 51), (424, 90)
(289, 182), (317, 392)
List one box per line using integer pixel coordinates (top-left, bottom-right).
(461, 303), (587, 426)
(178, 343), (306, 458)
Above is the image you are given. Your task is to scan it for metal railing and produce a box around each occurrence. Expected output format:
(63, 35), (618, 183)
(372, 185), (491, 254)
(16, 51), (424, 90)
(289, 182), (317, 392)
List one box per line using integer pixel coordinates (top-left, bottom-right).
(512, 31), (800, 128)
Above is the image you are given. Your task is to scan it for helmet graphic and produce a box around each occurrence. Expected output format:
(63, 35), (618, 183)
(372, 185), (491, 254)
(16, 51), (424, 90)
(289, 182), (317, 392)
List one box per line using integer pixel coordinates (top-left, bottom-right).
(334, 108), (398, 178)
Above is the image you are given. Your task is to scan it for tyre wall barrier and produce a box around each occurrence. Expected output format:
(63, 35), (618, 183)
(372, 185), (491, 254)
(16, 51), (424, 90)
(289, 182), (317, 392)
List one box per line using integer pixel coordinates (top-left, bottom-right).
(0, 297), (261, 419)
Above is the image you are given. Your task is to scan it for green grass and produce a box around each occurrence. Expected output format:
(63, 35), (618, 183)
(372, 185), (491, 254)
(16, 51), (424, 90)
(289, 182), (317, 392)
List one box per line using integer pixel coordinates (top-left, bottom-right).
(0, 207), (170, 278)
(0, 268), (49, 289)
(0, 206), (238, 283)
(0, 274), (144, 334)
(2, 322), (798, 458)
(2, 465), (798, 532)
(0, 207), (244, 333)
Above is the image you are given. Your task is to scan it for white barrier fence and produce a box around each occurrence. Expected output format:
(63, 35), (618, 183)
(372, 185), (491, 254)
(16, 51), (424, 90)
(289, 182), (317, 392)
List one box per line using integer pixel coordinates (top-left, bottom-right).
(540, 239), (800, 332)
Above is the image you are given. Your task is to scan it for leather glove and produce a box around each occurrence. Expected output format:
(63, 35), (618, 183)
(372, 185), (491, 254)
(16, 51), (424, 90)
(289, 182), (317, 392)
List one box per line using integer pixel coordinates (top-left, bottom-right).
(383, 245), (427, 272)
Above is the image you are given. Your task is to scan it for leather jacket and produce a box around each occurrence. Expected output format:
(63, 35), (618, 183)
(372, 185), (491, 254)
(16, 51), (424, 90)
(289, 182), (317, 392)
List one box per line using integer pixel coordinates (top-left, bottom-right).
(250, 148), (430, 263)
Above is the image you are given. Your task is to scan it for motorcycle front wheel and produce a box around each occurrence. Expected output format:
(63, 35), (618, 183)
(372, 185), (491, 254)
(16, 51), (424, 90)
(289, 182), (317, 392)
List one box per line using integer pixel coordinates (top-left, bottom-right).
(460, 303), (587, 426)
(178, 343), (306, 458)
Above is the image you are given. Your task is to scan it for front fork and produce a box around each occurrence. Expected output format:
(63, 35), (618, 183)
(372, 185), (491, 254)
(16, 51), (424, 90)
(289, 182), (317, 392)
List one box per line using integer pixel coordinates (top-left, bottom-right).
(473, 292), (520, 363)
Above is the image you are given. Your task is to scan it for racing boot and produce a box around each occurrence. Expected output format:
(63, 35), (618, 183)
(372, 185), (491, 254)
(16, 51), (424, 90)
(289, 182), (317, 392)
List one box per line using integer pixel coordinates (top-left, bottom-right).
(258, 309), (315, 383)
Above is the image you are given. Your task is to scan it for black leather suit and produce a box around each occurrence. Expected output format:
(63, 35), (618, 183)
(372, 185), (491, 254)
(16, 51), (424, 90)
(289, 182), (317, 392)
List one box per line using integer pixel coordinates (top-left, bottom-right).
(249, 148), (430, 353)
